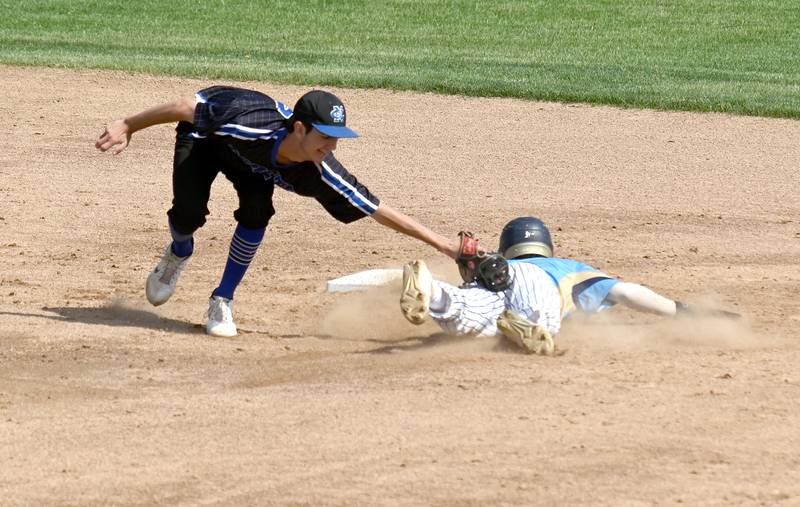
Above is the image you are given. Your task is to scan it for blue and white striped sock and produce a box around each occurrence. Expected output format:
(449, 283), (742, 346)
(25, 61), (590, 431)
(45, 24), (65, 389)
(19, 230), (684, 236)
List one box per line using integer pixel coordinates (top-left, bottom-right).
(169, 219), (194, 258)
(212, 224), (265, 300)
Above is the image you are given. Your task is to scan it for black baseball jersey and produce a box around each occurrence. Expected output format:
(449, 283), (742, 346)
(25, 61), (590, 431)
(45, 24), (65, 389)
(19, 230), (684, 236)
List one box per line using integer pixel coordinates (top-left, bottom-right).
(188, 86), (379, 222)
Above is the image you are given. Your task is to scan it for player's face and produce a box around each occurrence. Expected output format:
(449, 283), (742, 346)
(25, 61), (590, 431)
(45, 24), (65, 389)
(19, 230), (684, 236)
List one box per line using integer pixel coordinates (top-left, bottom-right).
(301, 127), (338, 163)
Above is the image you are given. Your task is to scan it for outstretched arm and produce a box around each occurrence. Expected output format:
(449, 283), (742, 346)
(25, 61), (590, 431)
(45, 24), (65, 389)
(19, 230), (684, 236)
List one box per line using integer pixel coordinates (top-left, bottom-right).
(371, 203), (458, 259)
(95, 95), (197, 155)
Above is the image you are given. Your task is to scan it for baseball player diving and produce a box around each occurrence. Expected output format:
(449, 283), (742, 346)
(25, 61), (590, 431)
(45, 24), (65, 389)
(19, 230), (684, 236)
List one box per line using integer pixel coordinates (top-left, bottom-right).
(96, 86), (458, 337)
(400, 217), (740, 355)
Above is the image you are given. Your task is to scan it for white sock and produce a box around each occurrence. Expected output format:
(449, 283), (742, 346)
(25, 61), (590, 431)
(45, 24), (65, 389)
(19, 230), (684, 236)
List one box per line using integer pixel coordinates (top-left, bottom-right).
(429, 281), (449, 312)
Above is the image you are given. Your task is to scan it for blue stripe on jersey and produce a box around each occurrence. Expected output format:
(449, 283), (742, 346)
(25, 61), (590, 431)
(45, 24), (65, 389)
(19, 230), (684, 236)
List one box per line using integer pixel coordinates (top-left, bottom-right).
(269, 129), (289, 167)
(318, 160), (378, 214)
(189, 125), (278, 140)
(214, 123), (277, 140)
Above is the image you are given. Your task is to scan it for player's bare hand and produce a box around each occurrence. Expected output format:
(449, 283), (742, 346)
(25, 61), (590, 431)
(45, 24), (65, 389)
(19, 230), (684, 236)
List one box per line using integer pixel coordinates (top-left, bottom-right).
(95, 119), (132, 155)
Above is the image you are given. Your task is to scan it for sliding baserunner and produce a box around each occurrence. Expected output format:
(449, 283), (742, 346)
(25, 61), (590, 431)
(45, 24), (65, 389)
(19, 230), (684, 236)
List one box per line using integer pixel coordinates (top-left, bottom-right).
(400, 216), (740, 354)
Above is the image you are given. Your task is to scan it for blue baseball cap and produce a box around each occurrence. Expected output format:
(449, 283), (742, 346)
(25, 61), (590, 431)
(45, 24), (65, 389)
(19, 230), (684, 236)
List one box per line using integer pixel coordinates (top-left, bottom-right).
(291, 90), (359, 138)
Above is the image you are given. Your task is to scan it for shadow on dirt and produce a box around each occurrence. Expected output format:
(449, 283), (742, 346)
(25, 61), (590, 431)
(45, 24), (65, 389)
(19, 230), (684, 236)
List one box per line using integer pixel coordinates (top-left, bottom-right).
(0, 306), (200, 334)
(360, 333), (456, 353)
(359, 332), (518, 354)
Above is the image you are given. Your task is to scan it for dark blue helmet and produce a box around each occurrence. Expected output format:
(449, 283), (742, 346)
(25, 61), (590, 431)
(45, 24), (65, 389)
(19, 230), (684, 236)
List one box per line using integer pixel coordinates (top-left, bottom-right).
(499, 217), (554, 259)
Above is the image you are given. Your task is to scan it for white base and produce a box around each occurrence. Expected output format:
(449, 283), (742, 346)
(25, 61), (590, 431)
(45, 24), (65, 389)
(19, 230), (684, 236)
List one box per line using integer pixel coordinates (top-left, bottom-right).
(326, 268), (403, 293)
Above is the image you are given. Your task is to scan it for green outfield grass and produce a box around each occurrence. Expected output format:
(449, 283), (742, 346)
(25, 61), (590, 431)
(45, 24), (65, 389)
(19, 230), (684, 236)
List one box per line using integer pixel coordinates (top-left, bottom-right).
(2, 0), (798, 117)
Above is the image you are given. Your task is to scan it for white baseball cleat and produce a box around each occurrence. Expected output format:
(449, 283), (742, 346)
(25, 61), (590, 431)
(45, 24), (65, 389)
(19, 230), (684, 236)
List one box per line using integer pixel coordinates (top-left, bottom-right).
(496, 309), (555, 356)
(206, 295), (237, 337)
(400, 260), (432, 325)
(146, 244), (191, 306)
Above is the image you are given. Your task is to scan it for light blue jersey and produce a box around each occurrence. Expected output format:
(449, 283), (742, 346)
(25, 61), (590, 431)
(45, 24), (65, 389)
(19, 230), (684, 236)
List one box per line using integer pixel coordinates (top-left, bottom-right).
(509, 257), (619, 317)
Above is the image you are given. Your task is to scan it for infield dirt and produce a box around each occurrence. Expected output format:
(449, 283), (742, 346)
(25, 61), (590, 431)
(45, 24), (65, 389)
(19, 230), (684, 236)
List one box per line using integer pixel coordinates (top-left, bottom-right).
(1, 65), (798, 506)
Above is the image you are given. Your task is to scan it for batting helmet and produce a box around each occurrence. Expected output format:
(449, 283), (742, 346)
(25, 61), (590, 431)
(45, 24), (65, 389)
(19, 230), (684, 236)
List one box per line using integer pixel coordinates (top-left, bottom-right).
(499, 217), (554, 259)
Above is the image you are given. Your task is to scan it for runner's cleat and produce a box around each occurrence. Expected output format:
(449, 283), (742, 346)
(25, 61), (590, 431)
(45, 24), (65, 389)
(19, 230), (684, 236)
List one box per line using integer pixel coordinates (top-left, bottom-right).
(496, 309), (555, 356)
(400, 260), (432, 325)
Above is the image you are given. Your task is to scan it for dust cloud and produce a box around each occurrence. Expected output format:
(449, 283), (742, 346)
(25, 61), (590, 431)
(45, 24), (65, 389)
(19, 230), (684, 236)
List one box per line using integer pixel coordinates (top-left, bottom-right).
(320, 260), (506, 353)
(559, 307), (762, 352)
(320, 259), (460, 342)
(322, 270), (763, 356)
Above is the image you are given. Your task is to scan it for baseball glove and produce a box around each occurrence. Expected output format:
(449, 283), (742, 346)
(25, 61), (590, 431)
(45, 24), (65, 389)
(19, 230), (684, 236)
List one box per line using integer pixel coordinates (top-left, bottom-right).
(456, 231), (511, 292)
